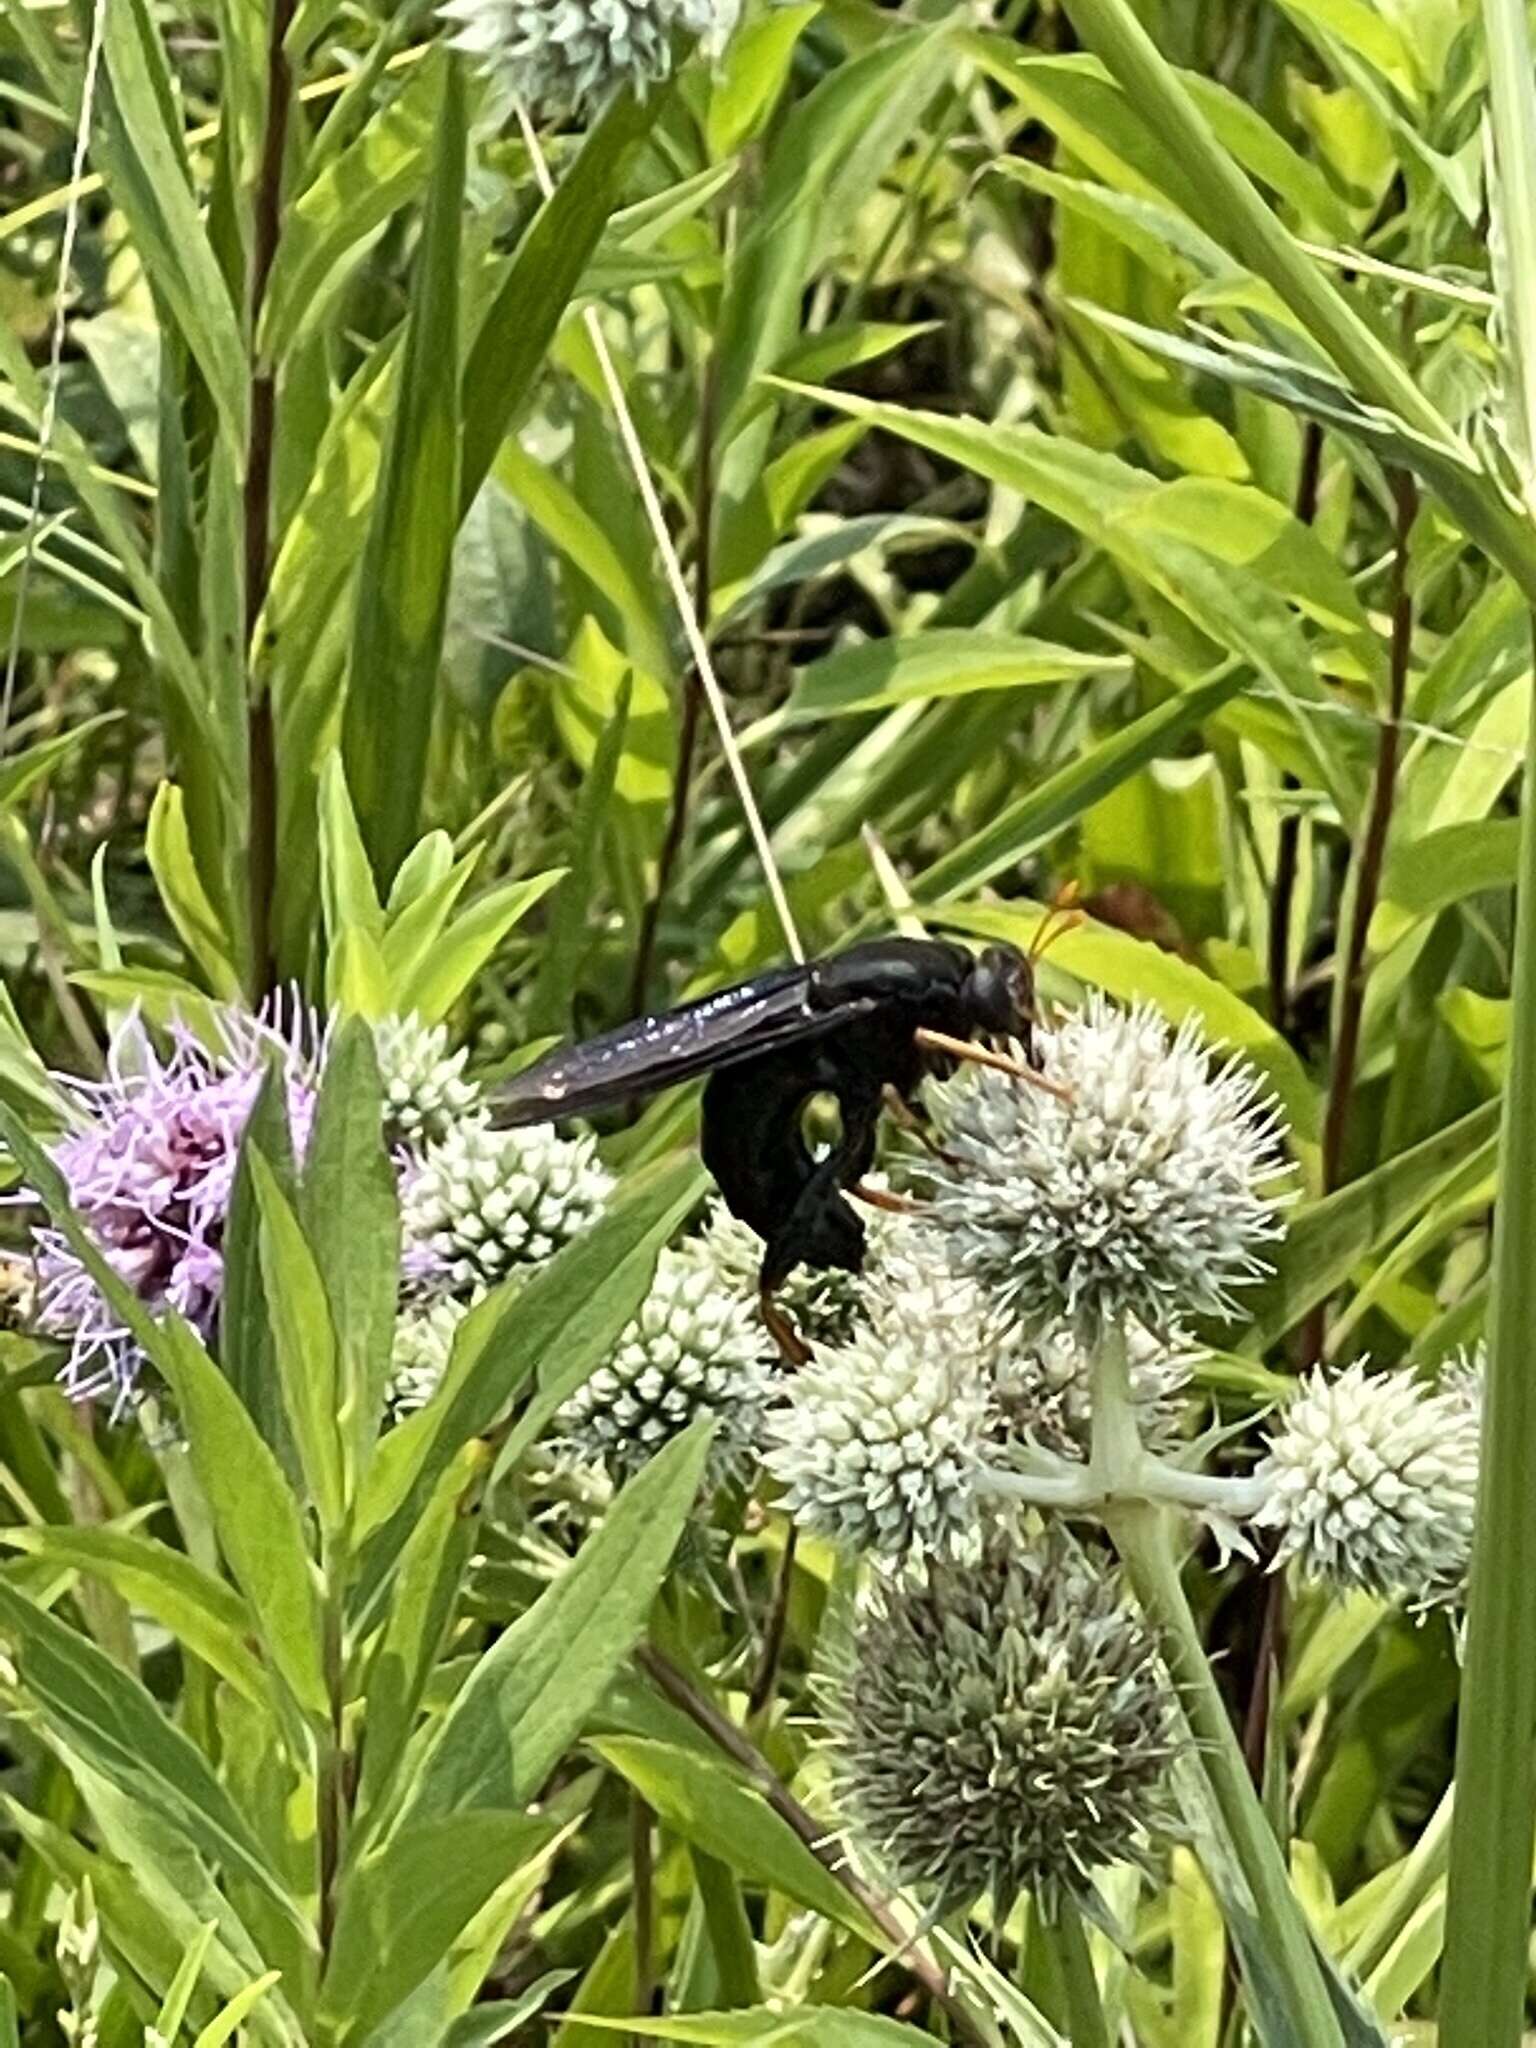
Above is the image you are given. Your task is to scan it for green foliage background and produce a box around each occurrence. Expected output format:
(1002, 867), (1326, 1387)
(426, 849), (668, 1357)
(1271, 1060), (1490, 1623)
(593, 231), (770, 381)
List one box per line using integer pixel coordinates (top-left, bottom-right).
(1, 0), (1535, 2040)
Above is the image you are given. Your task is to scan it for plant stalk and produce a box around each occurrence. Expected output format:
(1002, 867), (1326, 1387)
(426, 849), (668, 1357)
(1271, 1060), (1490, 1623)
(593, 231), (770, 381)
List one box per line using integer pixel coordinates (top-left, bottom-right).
(243, 0), (299, 998)
(1104, 1500), (1343, 2048)
(631, 1790), (655, 2045)
(1052, 1903), (1110, 2048)
(636, 1644), (992, 2048)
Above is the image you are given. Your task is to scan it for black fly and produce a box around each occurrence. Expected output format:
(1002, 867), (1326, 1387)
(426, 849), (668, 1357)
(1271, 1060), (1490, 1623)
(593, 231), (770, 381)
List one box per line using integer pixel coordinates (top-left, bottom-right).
(493, 934), (1066, 1359)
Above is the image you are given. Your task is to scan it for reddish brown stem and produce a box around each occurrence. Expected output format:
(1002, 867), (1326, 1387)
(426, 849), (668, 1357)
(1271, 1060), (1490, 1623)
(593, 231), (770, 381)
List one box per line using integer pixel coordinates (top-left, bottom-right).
(1267, 420), (1324, 1036)
(242, 0), (298, 997)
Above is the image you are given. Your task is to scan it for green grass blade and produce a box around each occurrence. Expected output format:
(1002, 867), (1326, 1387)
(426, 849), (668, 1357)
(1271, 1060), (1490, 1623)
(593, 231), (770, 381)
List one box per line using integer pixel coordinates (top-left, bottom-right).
(1439, 0), (1536, 2031)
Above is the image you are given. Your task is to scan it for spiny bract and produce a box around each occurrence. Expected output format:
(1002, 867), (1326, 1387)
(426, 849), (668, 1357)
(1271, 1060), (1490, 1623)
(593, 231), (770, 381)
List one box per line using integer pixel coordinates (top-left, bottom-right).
(440, 0), (740, 119)
(400, 1120), (612, 1297)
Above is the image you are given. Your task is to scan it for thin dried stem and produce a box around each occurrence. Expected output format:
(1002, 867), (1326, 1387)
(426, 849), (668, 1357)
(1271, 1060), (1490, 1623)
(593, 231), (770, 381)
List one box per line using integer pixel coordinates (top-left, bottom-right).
(515, 104), (803, 968)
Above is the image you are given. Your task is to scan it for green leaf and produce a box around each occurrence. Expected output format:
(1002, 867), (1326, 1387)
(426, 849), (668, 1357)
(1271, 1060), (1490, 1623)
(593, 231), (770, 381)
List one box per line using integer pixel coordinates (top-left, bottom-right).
(0, 1581), (310, 1940)
(88, 0), (248, 455)
(220, 1063), (301, 1465)
(319, 752), (387, 964)
(145, 784), (243, 1000)
(322, 1814), (552, 2043)
(0, 1525), (269, 1710)
(1242, 1099), (1502, 1352)
(400, 870), (563, 1025)
(460, 88), (664, 508)
(1373, 820), (1520, 949)
(572, 2012), (926, 2046)
(192, 1972), (285, 2048)
(261, 49), (446, 361)
(354, 1445), (480, 1833)
(299, 1016), (400, 1459)
(355, 1157), (703, 1594)
(528, 680), (632, 1040)
(591, 1737), (883, 1947)
(153, 1922), (217, 2042)
(342, 57), (465, 884)
(395, 1421), (713, 1827)
(784, 631), (1125, 722)
(0, 1107), (328, 1720)
(249, 1148), (344, 1532)
(912, 672), (1245, 903)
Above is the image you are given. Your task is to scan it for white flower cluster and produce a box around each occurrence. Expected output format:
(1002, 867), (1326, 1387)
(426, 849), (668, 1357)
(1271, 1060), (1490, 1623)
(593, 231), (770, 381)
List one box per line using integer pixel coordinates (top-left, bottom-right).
(374, 1014), (483, 1146)
(1253, 1357), (1481, 1613)
(441, 0), (740, 118)
(400, 1119), (613, 1297)
(391, 1294), (475, 1414)
(555, 1243), (774, 1486)
(926, 997), (1286, 1332)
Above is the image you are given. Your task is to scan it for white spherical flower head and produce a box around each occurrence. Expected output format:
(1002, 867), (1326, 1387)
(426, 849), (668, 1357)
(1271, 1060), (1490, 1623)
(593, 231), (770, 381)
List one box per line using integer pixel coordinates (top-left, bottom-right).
(374, 1014), (483, 1146)
(826, 1529), (1180, 1912)
(400, 1121), (612, 1297)
(762, 1320), (993, 1568)
(1252, 1360), (1480, 1611)
(926, 995), (1286, 1334)
(441, 0), (740, 119)
(557, 1243), (773, 1486)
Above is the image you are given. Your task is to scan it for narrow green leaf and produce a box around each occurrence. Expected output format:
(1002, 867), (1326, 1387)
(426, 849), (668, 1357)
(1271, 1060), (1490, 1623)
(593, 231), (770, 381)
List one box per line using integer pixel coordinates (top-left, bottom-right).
(784, 632), (1125, 722)
(528, 681), (632, 1040)
(299, 1016), (400, 1457)
(220, 1063), (300, 1466)
(322, 1814), (552, 2043)
(153, 1922), (217, 2042)
(0, 1582), (309, 1938)
(249, 1148), (345, 1532)
(145, 784), (243, 1000)
(572, 2012), (925, 2046)
(354, 1157), (703, 1598)
(396, 1421), (712, 1826)
(0, 1526), (269, 1710)
(912, 672), (1246, 903)
(591, 1737), (883, 1947)
(191, 1971), (285, 2048)
(342, 57), (465, 884)
(1242, 1100), (1501, 1352)
(460, 89), (664, 508)
(319, 752), (386, 960)
(400, 870), (563, 1024)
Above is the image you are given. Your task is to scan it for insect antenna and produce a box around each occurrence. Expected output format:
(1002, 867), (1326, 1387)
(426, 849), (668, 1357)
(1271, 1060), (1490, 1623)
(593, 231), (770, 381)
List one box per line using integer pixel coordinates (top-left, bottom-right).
(1030, 879), (1086, 962)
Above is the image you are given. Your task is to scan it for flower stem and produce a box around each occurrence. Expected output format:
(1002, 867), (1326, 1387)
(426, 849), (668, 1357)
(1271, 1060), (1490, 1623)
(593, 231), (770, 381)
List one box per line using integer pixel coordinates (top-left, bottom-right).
(1103, 1498), (1344, 2048)
(1051, 1902), (1110, 2048)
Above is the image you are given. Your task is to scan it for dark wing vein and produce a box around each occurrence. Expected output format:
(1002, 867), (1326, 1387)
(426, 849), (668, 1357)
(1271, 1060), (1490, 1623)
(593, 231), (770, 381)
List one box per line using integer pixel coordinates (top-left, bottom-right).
(491, 965), (874, 1125)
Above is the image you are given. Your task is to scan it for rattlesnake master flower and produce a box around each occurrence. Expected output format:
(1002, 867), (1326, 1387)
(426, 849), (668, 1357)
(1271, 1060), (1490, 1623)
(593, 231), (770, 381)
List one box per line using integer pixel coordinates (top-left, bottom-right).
(555, 1243), (772, 1485)
(926, 996), (1286, 1334)
(400, 1120), (612, 1297)
(692, 1197), (889, 1351)
(993, 1314), (1191, 1461)
(374, 1014), (482, 1146)
(762, 1317), (993, 1566)
(390, 1295), (474, 1414)
(28, 1008), (318, 1408)
(441, 0), (739, 118)
(1252, 1361), (1481, 1611)
(826, 1530), (1180, 1912)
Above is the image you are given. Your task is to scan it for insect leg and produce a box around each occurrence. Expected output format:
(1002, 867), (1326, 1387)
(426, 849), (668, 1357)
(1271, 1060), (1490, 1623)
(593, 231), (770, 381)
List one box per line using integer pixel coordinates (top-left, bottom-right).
(757, 1287), (810, 1366)
(851, 1183), (920, 1214)
(881, 1083), (957, 1163)
(913, 1027), (1073, 1101)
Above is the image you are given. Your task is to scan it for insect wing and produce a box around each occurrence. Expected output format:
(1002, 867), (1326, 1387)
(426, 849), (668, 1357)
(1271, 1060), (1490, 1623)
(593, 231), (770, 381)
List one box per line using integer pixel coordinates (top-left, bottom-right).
(491, 965), (869, 1124)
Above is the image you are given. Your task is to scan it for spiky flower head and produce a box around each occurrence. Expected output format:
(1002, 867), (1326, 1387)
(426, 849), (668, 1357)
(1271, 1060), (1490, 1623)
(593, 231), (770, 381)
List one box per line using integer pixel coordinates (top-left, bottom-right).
(441, 0), (740, 119)
(993, 1314), (1192, 1462)
(28, 1006), (320, 1410)
(691, 1197), (889, 1352)
(374, 1014), (483, 1146)
(555, 1243), (773, 1486)
(826, 1528), (1180, 1913)
(925, 996), (1286, 1335)
(400, 1120), (612, 1298)
(1251, 1360), (1481, 1611)
(390, 1294), (475, 1415)
(762, 1300), (995, 1567)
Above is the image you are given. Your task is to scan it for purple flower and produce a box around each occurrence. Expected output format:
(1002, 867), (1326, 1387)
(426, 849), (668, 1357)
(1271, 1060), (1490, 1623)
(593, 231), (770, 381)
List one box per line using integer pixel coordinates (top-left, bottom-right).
(28, 1003), (322, 1411)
